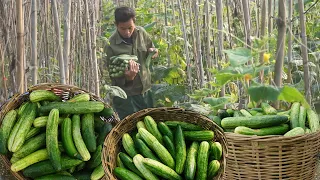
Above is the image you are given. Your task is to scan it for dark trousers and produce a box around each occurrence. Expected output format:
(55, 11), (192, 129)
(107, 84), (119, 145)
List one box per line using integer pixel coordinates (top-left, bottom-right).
(113, 90), (153, 120)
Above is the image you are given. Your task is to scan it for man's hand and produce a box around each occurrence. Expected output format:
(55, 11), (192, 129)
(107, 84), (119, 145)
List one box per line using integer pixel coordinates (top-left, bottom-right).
(148, 48), (159, 59)
(125, 60), (140, 81)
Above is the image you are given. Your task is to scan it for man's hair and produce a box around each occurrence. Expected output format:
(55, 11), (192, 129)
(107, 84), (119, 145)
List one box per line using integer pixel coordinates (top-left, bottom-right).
(114, 6), (136, 24)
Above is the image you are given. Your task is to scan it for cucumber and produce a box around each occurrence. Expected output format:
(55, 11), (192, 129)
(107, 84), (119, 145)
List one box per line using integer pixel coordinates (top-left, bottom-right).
(46, 109), (61, 170)
(183, 130), (214, 141)
(117, 153), (125, 168)
(0, 110), (18, 154)
(87, 145), (102, 169)
(122, 133), (138, 158)
(33, 116), (64, 128)
(25, 127), (42, 141)
(143, 158), (182, 180)
(234, 124), (289, 136)
(226, 109), (234, 116)
(18, 102), (30, 117)
(196, 141), (210, 180)
(207, 160), (220, 179)
(72, 114), (91, 161)
(163, 136), (175, 160)
(61, 118), (82, 160)
(248, 110), (258, 116)
(144, 116), (163, 144)
(68, 166), (76, 173)
(12, 133), (46, 159)
(90, 164), (104, 180)
(305, 128), (312, 134)
(185, 142), (199, 180)
(96, 122), (113, 145)
(217, 109), (230, 119)
(81, 113), (96, 152)
(11, 103), (37, 152)
(136, 121), (147, 130)
(138, 128), (175, 169)
(35, 174), (76, 180)
(119, 152), (143, 177)
(114, 167), (143, 180)
(23, 156), (82, 178)
(0, 110), (17, 154)
(29, 90), (61, 102)
(175, 125), (186, 174)
(233, 110), (243, 117)
(299, 106), (307, 130)
(290, 102), (300, 129)
(67, 93), (90, 102)
(240, 109), (252, 117)
(221, 115), (289, 129)
(284, 127), (305, 137)
(134, 138), (159, 161)
(133, 154), (159, 180)
(164, 121), (202, 131)
(208, 115), (221, 127)
(261, 102), (277, 115)
(95, 107), (114, 118)
(76, 162), (86, 172)
(11, 149), (49, 172)
(72, 171), (92, 180)
(10, 156), (20, 164)
(210, 142), (222, 160)
(306, 108), (320, 132)
(39, 101), (104, 114)
(158, 122), (174, 142)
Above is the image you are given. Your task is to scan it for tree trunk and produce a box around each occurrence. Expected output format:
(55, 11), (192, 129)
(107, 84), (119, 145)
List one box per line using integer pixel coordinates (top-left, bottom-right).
(91, 0), (100, 96)
(16, 0), (25, 93)
(216, 0), (225, 97)
(274, 0), (286, 108)
(52, 0), (66, 84)
(188, 0), (197, 78)
(194, 0), (204, 88)
(287, 0), (293, 84)
(298, 0), (311, 104)
(268, 0), (273, 50)
(259, 0), (267, 82)
(205, 0), (212, 84)
(242, 0), (251, 49)
(31, 0), (37, 85)
(84, 0), (93, 92)
(177, 0), (192, 92)
(63, 0), (71, 84)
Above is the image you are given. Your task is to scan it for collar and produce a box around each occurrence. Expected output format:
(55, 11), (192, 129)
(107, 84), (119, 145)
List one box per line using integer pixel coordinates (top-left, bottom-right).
(115, 27), (139, 45)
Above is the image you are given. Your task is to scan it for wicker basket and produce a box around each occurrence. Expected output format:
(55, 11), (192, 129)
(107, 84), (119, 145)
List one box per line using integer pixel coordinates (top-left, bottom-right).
(102, 107), (228, 180)
(0, 83), (120, 180)
(223, 131), (320, 180)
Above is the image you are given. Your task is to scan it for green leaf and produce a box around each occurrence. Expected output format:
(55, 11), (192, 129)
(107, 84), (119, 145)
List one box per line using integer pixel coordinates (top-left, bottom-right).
(278, 86), (310, 108)
(103, 85), (127, 99)
(224, 48), (252, 67)
(248, 85), (280, 102)
(215, 73), (243, 85)
(143, 22), (157, 32)
(203, 97), (230, 108)
(153, 85), (186, 102)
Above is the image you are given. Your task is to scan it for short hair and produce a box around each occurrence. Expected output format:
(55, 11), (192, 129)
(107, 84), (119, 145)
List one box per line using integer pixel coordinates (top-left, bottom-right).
(114, 6), (136, 24)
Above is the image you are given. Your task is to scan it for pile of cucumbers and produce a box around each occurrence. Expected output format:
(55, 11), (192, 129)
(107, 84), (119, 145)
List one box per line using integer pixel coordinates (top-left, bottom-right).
(0, 90), (114, 180)
(109, 54), (138, 78)
(210, 102), (320, 137)
(114, 116), (223, 180)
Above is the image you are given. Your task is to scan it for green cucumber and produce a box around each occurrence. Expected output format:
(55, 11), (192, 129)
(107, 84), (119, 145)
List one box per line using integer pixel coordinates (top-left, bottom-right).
(184, 142), (199, 180)
(164, 121), (202, 131)
(0, 109), (18, 154)
(90, 164), (104, 180)
(196, 141), (210, 180)
(119, 152), (143, 177)
(133, 154), (159, 180)
(175, 125), (186, 174)
(67, 93), (90, 102)
(290, 102), (300, 129)
(46, 109), (61, 170)
(122, 133), (138, 158)
(12, 133), (46, 159)
(39, 101), (104, 114)
(158, 122), (174, 142)
(221, 115), (289, 129)
(134, 138), (159, 161)
(11, 149), (49, 172)
(210, 142), (222, 160)
(284, 127), (305, 137)
(144, 116), (163, 144)
(61, 118), (82, 160)
(261, 102), (277, 115)
(240, 109), (252, 117)
(81, 113), (96, 152)
(299, 106), (307, 130)
(234, 124), (289, 136)
(143, 158), (182, 180)
(87, 145), (102, 169)
(72, 114), (91, 161)
(163, 136), (175, 160)
(183, 130), (214, 141)
(207, 160), (220, 179)
(114, 167), (143, 180)
(306, 108), (320, 132)
(29, 90), (61, 102)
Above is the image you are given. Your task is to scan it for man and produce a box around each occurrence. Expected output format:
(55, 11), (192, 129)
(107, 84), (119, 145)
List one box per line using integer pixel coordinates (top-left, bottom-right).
(105, 6), (159, 119)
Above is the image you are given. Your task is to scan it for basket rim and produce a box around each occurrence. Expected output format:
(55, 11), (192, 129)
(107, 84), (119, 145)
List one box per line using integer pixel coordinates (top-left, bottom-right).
(102, 107), (228, 180)
(225, 130), (320, 142)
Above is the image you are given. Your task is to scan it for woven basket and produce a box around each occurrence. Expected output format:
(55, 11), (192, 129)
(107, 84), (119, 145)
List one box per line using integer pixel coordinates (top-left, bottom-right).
(102, 107), (228, 180)
(223, 131), (320, 180)
(0, 83), (120, 180)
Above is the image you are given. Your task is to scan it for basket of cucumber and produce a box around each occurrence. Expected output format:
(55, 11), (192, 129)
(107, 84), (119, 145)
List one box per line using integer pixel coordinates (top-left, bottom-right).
(218, 102), (320, 180)
(102, 107), (228, 180)
(0, 83), (119, 180)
